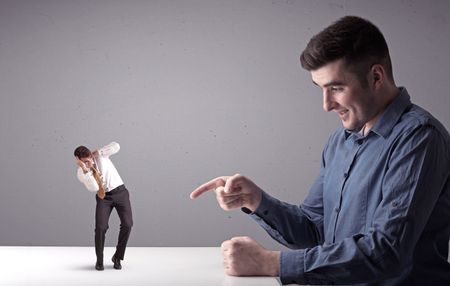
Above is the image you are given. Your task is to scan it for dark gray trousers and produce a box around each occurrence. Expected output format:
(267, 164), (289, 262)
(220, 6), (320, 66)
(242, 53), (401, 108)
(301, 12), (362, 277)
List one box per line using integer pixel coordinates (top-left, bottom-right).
(95, 185), (133, 263)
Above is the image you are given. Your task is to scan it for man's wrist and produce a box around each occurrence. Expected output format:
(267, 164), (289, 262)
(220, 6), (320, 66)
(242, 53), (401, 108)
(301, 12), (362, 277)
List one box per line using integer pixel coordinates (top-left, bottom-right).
(265, 250), (280, 276)
(247, 190), (263, 212)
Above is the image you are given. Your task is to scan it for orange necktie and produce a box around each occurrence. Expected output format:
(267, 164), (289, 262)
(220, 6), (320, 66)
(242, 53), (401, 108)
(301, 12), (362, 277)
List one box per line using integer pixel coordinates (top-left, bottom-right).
(92, 167), (105, 199)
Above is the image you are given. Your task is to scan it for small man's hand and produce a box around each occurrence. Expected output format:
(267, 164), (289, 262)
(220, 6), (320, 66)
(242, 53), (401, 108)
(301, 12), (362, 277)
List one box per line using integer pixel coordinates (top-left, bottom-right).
(221, 236), (280, 276)
(92, 150), (99, 158)
(75, 156), (89, 173)
(190, 174), (263, 212)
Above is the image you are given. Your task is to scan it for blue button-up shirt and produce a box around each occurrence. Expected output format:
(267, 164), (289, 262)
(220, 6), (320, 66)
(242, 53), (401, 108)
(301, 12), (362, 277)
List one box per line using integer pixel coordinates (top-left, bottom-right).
(248, 88), (450, 285)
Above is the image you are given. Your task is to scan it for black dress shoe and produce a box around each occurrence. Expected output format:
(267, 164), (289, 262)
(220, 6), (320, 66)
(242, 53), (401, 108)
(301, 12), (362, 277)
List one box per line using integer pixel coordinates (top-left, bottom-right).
(112, 254), (122, 270)
(95, 262), (104, 271)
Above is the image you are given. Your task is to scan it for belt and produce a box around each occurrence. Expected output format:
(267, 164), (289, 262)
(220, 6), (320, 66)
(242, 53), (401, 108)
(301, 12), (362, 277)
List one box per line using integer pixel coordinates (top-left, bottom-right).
(106, 184), (126, 195)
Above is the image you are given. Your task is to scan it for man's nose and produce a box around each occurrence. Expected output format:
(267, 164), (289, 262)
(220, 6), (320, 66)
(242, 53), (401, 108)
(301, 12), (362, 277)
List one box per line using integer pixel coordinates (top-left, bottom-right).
(322, 90), (335, 112)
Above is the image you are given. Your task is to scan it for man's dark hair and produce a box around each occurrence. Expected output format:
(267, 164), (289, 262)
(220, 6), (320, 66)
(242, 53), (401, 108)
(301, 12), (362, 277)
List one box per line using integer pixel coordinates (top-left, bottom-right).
(74, 146), (91, 158)
(300, 16), (394, 84)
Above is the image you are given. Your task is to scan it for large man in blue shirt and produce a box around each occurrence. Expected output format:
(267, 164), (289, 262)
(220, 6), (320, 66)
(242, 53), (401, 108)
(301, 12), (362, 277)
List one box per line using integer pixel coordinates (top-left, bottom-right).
(190, 16), (450, 285)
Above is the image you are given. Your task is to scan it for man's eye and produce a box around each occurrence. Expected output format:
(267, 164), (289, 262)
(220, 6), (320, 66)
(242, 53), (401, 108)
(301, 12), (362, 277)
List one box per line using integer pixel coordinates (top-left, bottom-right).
(330, 86), (342, 92)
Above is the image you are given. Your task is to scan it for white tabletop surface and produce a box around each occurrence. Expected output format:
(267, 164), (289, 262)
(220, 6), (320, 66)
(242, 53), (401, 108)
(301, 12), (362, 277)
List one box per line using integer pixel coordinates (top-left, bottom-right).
(0, 247), (287, 286)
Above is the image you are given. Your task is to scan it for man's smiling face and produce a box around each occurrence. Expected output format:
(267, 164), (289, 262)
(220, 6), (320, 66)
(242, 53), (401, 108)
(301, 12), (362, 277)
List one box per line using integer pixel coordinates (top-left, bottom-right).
(311, 58), (378, 132)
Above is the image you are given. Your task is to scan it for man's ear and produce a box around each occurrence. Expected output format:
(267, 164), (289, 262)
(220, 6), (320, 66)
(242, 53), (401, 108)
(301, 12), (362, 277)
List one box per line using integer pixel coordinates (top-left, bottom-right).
(370, 64), (385, 90)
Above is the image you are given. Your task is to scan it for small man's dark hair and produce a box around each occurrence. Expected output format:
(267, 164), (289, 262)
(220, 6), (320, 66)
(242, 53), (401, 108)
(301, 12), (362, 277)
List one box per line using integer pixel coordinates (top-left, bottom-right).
(300, 16), (394, 84)
(74, 146), (91, 158)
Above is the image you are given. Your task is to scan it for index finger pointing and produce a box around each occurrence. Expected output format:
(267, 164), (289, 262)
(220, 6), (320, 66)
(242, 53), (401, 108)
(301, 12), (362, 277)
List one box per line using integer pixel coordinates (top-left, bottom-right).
(190, 176), (229, 199)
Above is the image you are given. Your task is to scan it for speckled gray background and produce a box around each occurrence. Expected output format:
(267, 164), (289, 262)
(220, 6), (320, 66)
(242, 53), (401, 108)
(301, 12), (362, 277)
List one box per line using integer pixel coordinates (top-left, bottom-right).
(1, 0), (449, 251)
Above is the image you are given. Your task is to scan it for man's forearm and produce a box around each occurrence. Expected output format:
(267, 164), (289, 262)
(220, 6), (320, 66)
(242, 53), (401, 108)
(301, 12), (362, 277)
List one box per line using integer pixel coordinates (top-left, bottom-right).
(98, 142), (120, 157)
(77, 168), (98, 192)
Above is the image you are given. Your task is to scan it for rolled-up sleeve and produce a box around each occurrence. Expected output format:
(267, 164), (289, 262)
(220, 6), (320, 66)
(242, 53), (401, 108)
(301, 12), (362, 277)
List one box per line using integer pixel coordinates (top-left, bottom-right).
(98, 142), (120, 157)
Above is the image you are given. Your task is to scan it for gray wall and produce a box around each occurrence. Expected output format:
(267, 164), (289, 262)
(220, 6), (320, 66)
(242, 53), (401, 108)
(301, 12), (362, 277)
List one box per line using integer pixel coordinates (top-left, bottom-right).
(1, 0), (449, 250)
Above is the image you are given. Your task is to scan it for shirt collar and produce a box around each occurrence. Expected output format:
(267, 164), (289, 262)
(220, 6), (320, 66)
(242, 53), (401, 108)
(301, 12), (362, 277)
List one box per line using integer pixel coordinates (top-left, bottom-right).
(345, 87), (412, 140)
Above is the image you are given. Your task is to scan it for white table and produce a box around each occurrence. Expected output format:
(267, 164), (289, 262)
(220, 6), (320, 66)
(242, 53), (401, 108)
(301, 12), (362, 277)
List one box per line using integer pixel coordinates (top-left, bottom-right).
(0, 247), (284, 286)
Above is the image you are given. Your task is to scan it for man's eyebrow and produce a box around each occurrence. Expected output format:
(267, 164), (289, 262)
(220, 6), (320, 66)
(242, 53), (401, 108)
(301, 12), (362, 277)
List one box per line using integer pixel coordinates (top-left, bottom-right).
(312, 80), (346, 87)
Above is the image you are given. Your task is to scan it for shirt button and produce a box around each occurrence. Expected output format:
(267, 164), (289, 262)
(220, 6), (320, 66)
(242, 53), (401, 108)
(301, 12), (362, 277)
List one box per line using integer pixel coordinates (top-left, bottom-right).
(335, 207), (340, 213)
(344, 172), (348, 178)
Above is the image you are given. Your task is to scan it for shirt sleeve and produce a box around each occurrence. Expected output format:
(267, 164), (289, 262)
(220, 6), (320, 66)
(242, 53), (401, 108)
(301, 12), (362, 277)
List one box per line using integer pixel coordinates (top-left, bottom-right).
(76, 167), (99, 192)
(251, 125), (450, 285)
(247, 178), (325, 250)
(98, 142), (120, 157)
(247, 142), (328, 249)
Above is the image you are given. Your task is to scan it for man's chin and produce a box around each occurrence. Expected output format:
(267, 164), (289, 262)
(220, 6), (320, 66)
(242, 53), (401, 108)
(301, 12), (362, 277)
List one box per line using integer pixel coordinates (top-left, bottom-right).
(343, 124), (365, 133)
(341, 122), (352, 130)
(341, 122), (358, 131)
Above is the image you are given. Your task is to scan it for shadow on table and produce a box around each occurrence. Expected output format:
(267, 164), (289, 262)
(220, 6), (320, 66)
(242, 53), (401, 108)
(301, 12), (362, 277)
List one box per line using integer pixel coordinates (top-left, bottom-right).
(71, 264), (111, 271)
(221, 275), (284, 286)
